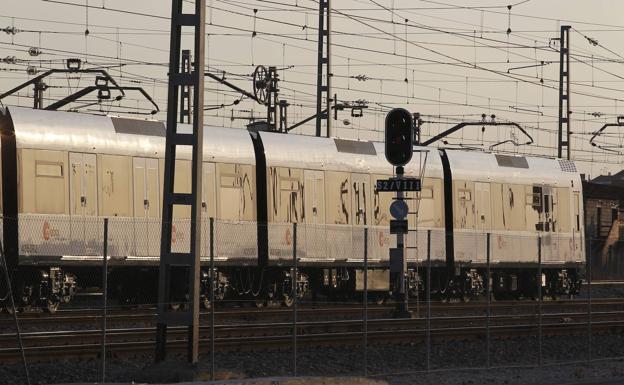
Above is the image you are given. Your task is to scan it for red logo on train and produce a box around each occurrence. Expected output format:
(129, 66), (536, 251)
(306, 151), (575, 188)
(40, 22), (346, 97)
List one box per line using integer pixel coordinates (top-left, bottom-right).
(43, 221), (51, 241)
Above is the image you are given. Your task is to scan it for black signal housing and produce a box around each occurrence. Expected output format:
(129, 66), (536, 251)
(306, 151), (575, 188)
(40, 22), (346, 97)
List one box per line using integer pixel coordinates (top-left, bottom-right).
(384, 108), (413, 166)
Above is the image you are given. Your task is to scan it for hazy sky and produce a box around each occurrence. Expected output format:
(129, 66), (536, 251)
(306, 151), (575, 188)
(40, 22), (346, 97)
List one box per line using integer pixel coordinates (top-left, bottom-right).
(2, 0), (624, 176)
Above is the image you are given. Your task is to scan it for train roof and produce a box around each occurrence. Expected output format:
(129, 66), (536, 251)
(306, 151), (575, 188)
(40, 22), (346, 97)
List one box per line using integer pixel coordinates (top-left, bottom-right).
(259, 129), (441, 176)
(2, 107), (440, 176)
(445, 149), (581, 188)
(2, 106), (256, 165)
(0, 107), (581, 186)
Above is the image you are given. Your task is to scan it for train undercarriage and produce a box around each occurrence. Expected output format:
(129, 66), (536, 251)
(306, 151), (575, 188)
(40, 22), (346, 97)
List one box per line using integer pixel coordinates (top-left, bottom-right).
(0, 263), (583, 313)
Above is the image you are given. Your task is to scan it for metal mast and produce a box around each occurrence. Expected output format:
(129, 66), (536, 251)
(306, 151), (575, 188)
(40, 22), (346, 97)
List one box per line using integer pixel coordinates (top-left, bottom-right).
(156, 0), (205, 364)
(315, 0), (331, 137)
(558, 25), (571, 159)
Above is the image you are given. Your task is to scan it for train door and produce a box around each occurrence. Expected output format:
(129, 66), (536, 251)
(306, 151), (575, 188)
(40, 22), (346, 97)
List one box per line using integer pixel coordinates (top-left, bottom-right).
(69, 152), (97, 255)
(218, 164), (243, 221)
(474, 182), (491, 232)
(304, 170), (325, 225)
(573, 192), (582, 259)
(351, 173), (371, 227)
(304, 170), (325, 260)
(474, 182), (491, 261)
(351, 173), (371, 260)
(201, 163), (216, 257)
(534, 185), (558, 260)
(133, 157), (160, 256)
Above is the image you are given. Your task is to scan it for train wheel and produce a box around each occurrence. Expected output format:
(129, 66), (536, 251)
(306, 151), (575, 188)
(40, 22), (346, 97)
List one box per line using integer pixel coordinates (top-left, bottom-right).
(282, 293), (294, 307)
(45, 299), (60, 314)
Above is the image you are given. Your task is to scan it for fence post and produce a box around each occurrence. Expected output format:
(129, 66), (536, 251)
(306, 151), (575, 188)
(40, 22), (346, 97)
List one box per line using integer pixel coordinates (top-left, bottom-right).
(101, 218), (109, 384)
(426, 229), (431, 373)
(363, 227), (368, 377)
(537, 235), (543, 368)
(210, 218), (215, 381)
(587, 237), (592, 362)
(0, 235), (30, 385)
(292, 222), (298, 377)
(486, 232), (491, 369)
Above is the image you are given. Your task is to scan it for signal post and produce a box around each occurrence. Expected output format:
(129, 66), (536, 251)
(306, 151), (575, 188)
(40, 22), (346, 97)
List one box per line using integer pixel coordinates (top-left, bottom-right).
(377, 108), (420, 318)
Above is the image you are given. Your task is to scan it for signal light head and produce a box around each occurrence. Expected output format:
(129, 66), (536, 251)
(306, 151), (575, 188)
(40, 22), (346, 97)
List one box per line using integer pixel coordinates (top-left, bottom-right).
(384, 108), (413, 167)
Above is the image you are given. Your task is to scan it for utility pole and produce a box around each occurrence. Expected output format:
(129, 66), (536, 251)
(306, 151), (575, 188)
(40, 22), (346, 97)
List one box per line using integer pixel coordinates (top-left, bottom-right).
(156, 0), (205, 364)
(315, 0), (331, 137)
(558, 25), (571, 160)
(33, 80), (45, 109)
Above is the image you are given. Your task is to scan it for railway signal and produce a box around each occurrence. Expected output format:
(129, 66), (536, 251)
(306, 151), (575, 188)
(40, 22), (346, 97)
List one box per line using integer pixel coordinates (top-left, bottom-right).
(379, 108), (418, 318)
(384, 108), (413, 167)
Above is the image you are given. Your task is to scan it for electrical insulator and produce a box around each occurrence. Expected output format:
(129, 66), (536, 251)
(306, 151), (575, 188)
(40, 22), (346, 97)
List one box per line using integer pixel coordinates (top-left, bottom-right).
(26, 66), (38, 75)
(384, 108), (413, 167)
(28, 47), (41, 57)
(2, 56), (17, 64)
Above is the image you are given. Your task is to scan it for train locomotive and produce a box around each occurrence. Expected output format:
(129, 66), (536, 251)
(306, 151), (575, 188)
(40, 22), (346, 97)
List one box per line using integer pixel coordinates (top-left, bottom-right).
(0, 106), (585, 311)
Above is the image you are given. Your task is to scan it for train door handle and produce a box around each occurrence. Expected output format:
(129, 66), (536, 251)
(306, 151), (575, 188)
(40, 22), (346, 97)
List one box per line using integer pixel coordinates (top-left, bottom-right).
(80, 196), (86, 207)
(144, 199), (149, 209)
(202, 201), (207, 210)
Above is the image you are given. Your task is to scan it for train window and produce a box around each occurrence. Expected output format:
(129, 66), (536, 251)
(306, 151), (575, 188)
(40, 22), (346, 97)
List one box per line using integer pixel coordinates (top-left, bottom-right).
(530, 188), (542, 209)
(574, 193), (580, 232)
(35, 162), (63, 178)
(220, 175), (241, 188)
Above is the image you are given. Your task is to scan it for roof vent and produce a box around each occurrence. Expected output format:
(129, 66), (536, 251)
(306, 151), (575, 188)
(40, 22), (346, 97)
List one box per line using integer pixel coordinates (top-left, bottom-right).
(112, 117), (165, 137)
(495, 154), (528, 168)
(334, 139), (376, 155)
(559, 159), (577, 173)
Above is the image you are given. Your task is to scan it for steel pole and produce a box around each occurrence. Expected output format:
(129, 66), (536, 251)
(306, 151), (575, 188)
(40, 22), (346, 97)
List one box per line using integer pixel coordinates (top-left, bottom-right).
(363, 227), (368, 377)
(396, 166), (408, 315)
(210, 217), (215, 381)
(292, 222), (298, 377)
(326, 0), (332, 138)
(587, 237), (592, 362)
(486, 232), (491, 369)
(0, 238), (30, 385)
(538, 235), (543, 368)
(101, 218), (109, 384)
(426, 229), (431, 373)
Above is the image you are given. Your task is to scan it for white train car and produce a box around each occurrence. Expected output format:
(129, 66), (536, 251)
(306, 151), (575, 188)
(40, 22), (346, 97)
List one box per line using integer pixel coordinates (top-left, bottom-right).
(0, 106), (583, 311)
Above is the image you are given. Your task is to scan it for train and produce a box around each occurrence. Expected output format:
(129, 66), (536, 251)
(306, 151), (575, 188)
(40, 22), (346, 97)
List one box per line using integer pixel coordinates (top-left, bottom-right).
(0, 106), (586, 312)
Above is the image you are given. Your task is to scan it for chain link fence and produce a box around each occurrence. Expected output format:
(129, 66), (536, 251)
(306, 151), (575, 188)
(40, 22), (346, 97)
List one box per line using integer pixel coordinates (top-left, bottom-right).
(1, 215), (623, 384)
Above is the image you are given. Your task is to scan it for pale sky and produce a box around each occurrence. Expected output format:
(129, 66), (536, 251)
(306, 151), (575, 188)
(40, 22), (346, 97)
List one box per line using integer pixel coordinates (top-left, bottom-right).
(2, 0), (624, 177)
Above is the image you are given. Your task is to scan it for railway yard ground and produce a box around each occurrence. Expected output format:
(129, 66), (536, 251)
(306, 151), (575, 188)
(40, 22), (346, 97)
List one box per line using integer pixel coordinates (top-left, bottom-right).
(3, 282), (624, 385)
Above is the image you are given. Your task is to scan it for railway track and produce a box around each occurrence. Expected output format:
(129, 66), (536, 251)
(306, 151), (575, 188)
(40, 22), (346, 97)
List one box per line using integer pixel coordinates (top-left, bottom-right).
(2, 308), (624, 363)
(2, 298), (624, 330)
